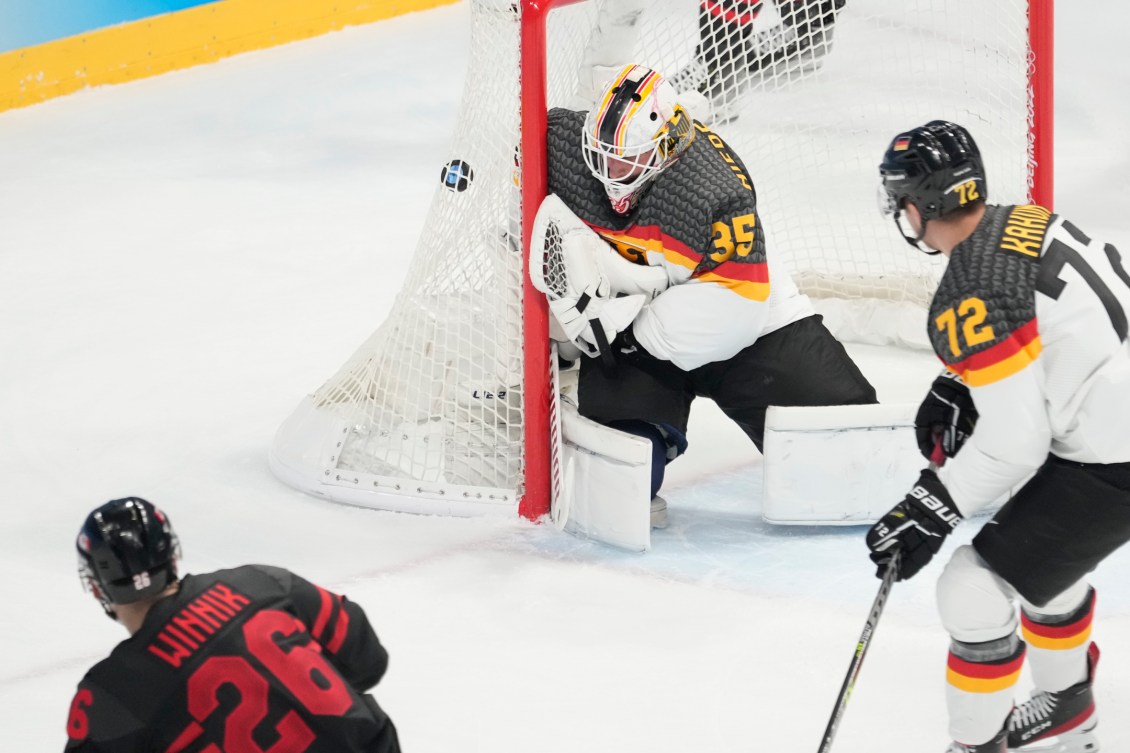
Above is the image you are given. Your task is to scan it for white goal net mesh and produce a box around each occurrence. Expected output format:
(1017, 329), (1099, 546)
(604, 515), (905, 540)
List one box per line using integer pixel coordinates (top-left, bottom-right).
(270, 0), (1039, 515)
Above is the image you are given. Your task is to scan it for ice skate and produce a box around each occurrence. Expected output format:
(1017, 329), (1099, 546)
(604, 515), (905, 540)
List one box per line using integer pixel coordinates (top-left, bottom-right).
(668, 4), (836, 125)
(667, 55), (748, 125)
(667, 57), (710, 97)
(1008, 647), (1099, 753)
(1009, 687), (1098, 752)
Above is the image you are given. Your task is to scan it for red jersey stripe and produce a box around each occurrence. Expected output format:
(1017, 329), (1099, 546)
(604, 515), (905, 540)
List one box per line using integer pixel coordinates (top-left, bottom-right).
(312, 586), (335, 641)
(951, 318), (1039, 373)
(327, 601), (352, 654)
(705, 260), (769, 283)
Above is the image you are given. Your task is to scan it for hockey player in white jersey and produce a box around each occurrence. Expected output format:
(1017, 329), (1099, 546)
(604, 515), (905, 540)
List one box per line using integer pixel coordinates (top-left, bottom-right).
(865, 120), (1130, 752)
(541, 64), (876, 527)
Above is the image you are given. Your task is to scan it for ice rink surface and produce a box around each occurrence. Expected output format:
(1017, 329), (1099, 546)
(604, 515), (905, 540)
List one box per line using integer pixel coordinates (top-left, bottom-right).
(2, 2), (1129, 750)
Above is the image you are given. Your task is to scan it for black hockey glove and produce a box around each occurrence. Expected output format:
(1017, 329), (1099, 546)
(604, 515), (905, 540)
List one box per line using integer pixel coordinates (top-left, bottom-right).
(607, 324), (651, 366)
(866, 469), (962, 581)
(915, 370), (978, 463)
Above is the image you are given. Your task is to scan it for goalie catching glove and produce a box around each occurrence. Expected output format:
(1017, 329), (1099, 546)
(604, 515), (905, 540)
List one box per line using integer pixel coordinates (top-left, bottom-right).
(531, 194), (666, 361)
(866, 469), (962, 581)
(549, 288), (646, 360)
(915, 370), (977, 463)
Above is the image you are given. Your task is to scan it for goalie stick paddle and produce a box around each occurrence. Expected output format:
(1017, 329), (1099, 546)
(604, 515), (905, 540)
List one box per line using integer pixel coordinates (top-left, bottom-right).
(815, 548), (901, 753)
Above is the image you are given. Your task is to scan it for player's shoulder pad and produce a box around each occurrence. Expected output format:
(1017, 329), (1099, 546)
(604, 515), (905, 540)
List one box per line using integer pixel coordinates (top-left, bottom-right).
(650, 122), (755, 213)
(629, 122), (760, 263)
(547, 107), (585, 143)
(184, 564), (293, 603)
(239, 563), (296, 590)
(546, 108), (619, 229)
(928, 204), (1051, 387)
(688, 120), (756, 198)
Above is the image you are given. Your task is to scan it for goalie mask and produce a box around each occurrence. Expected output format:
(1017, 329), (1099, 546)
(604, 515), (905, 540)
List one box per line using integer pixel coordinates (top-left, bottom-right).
(77, 497), (181, 619)
(582, 65), (695, 215)
(878, 120), (986, 255)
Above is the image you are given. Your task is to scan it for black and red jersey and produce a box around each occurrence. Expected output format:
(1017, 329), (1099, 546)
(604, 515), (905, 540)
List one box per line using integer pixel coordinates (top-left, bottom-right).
(64, 565), (398, 753)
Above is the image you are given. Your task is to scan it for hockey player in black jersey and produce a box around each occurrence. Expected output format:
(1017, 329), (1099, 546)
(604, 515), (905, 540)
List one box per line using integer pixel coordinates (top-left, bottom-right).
(541, 63), (875, 528)
(65, 497), (400, 752)
(669, 0), (847, 121)
(866, 120), (1130, 752)
(573, 1), (846, 124)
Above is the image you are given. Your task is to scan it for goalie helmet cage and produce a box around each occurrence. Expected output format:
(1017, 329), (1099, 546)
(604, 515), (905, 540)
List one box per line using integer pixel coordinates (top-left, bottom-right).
(269, 0), (1053, 521)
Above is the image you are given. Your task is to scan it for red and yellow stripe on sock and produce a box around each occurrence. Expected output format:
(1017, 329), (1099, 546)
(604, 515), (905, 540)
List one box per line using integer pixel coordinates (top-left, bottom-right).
(1022, 590), (1095, 651)
(946, 644), (1026, 694)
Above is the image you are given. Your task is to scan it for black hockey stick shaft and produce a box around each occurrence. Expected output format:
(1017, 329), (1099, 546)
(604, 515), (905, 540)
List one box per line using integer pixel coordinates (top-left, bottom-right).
(816, 549), (901, 753)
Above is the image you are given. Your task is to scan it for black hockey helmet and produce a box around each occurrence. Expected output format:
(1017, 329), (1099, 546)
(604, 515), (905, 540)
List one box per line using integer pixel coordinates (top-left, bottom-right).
(77, 497), (180, 617)
(878, 120), (987, 252)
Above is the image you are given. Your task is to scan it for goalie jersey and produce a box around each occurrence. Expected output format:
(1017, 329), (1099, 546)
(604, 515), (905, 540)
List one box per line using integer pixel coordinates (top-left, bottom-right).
(546, 107), (813, 370)
(64, 565), (397, 753)
(930, 204), (1130, 517)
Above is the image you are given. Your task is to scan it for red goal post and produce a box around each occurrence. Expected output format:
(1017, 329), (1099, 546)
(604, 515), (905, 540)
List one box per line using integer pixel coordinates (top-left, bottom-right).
(271, 0), (1053, 522)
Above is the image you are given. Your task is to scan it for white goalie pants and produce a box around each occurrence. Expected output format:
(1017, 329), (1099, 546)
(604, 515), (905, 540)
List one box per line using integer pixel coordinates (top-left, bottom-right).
(937, 545), (1094, 744)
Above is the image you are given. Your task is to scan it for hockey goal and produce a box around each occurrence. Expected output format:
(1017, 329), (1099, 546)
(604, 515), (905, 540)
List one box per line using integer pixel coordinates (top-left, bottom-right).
(269, 0), (1052, 520)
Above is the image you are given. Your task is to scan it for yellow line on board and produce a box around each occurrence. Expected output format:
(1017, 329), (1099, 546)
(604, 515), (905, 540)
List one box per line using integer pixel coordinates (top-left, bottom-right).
(0, 0), (460, 112)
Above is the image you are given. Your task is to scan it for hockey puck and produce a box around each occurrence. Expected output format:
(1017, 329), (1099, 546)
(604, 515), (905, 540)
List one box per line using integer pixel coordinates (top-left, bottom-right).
(440, 159), (473, 192)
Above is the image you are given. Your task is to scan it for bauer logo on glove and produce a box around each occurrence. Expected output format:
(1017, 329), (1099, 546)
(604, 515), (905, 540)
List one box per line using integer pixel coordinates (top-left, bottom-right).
(866, 469), (963, 581)
(907, 483), (962, 529)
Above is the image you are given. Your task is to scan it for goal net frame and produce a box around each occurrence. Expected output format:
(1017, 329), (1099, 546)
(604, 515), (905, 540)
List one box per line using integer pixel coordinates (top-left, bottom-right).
(270, 0), (1054, 522)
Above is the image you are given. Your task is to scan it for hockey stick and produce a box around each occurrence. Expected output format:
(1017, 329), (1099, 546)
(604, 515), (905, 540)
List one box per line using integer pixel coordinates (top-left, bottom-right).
(815, 548), (901, 753)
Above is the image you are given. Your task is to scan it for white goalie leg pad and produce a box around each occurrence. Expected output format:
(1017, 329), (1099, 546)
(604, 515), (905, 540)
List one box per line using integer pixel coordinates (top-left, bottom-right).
(555, 398), (652, 552)
(761, 403), (1019, 524)
(761, 403), (924, 524)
